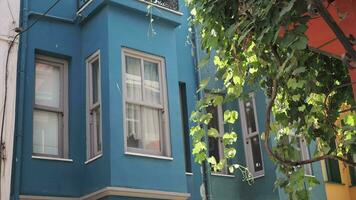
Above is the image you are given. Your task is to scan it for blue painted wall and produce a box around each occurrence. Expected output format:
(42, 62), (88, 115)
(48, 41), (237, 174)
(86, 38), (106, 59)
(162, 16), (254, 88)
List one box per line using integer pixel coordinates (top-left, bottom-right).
(14, 0), (328, 200)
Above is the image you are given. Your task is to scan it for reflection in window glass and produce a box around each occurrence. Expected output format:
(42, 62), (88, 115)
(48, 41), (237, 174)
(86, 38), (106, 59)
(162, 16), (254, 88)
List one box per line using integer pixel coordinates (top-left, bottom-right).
(144, 61), (161, 104)
(91, 59), (99, 104)
(245, 100), (256, 134)
(250, 135), (263, 172)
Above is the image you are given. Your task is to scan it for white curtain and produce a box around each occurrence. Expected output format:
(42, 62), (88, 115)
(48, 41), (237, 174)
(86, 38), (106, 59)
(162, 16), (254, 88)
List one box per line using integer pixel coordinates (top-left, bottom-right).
(144, 61), (161, 105)
(35, 63), (60, 108)
(126, 56), (142, 101)
(142, 106), (161, 151)
(125, 57), (162, 152)
(33, 110), (59, 155)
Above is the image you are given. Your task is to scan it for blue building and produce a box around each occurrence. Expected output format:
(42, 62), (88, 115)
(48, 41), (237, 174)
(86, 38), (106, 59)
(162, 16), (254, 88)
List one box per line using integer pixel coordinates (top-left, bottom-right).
(11, 0), (328, 199)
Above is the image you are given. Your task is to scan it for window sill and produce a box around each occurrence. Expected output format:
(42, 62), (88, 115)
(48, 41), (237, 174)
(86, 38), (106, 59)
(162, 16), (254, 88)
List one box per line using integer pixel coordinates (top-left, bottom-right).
(211, 173), (235, 178)
(125, 152), (173, 161)
(84, 154), (103, 164)
(324, 181), (344, 185)
(252, 174), (265, 179)
(32, 155), (73, 162)
(186, 172), (193, 176)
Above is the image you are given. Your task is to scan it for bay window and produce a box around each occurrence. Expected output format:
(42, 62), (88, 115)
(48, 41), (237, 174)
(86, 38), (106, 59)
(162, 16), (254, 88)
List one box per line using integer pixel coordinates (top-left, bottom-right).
(122, 48), (170, 157)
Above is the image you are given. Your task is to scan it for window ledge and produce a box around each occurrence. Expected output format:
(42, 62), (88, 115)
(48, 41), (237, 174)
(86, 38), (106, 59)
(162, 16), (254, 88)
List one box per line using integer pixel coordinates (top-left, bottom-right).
(211, 173), (235, 178)
(185, 172), (193, 176)
(324, 181), (344, 185)
(125, 152), (173, 161)
(84, 154), (103, 164)
(32, 155), (73, 162)
(252, 174), (265, 179)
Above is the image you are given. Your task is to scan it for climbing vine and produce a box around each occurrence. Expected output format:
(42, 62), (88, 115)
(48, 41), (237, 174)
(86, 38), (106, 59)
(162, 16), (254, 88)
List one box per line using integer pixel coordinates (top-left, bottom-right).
(186, 0), (356, 199)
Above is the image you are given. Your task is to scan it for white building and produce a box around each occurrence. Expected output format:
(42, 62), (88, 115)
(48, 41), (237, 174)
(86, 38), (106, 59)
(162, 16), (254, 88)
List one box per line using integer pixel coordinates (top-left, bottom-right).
(0, 0), (21, 199)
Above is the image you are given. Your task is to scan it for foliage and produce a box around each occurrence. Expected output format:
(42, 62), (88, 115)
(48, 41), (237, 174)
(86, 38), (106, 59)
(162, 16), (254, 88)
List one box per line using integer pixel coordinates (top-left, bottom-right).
(186, 0), (356, 199)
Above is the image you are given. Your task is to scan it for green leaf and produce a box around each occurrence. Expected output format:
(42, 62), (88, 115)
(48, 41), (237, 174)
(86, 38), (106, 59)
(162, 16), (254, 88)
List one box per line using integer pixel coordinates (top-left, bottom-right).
(292, 94), (301, 101)
(224, 110), (238, 124)
(208, 128), (219, 137)
(197, 78), (210, 93)
(298, 105), (306, 112)
(207, 156), (217, 165)
(291, 36), (308, 50)
(223, 132), (237, 145)
(279, 0), (296, 19)
(192, 142), (206, 154)
(213, 95), (223, 106)
(198, 55), (210, 69)
(292, 67), (306, 75)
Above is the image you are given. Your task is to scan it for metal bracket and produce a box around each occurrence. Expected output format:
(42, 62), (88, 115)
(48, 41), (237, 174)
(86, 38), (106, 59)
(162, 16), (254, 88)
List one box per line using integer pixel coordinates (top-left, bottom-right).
(312, 0), (356, 68)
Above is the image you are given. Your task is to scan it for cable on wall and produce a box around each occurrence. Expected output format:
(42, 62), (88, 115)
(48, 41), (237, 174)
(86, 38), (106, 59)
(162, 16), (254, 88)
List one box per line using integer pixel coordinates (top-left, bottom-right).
(0, 0), (62, 172)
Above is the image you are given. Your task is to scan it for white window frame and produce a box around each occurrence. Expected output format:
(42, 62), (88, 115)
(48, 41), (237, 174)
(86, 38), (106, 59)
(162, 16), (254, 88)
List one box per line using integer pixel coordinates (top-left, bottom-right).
(33, 55), (69, 159)
(86, 50), (103, 160)
(288, 133), (313, 176)
(121, 48), (171, 157)
(207, 102), (229, 175)
(239, 93), (265, 178)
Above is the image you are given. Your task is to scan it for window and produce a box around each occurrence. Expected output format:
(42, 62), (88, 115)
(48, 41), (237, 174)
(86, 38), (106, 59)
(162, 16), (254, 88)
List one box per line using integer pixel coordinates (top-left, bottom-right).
(33, 55), (68, 158)
(286, 134), (313, 176)
(324, 141), (342, 183)
(207, 103), (228, 174)
(350, 154), (356, 185)
(86, 51), (102, 159)
(239, 93), (264, 177)
(179, 82), (192, 173)
(122, 48), (170, 157)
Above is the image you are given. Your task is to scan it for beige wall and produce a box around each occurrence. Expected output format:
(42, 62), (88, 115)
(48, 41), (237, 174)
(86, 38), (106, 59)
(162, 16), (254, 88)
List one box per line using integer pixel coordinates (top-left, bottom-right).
(0, 0), (20, 199)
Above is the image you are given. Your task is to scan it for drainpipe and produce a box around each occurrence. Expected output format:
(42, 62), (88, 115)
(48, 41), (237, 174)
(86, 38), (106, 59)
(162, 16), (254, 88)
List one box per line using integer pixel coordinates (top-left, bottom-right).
(11, 0), (28, 198)
(191, 25), (212, 200)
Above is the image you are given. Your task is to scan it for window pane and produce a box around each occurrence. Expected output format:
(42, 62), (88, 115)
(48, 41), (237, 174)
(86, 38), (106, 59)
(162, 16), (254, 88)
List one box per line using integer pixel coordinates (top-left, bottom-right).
(126, 56), (142, 101)
(207, 106), (219, 131)
(33, 110), (59, 156)
(326, 158), (342, 183)
(35, 62), (61, 108)
(126, 103), (141, 148)
(93, 106), (101, 153)
(208, 137), (220, 162)
(351, 154), (356, 185)
(245, 99), (257, 134)
(250, 135), (263, 172)
(179, 82), (192, 173)
(91, 59), (99, 104)
(144, 61), (161, 104)
(141, 106), (162, 151)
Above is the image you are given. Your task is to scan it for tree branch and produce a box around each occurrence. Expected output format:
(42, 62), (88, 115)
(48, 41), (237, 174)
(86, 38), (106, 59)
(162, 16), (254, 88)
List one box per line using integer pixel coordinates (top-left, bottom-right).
(264, 46), (356, 167)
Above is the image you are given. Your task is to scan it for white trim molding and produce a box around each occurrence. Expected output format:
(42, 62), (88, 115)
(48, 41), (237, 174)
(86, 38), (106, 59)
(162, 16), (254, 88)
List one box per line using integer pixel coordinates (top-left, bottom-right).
(20, 196), (78, 200)
(32, 156), (73, 162)
(82, 187), (190, 200)
(20, 187), (191, 200)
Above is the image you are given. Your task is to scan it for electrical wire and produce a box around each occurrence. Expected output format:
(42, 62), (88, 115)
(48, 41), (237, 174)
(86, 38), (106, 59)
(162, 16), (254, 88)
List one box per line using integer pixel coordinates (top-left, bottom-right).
(6, 0), (15, 23)
(0, 0), (62, 165)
